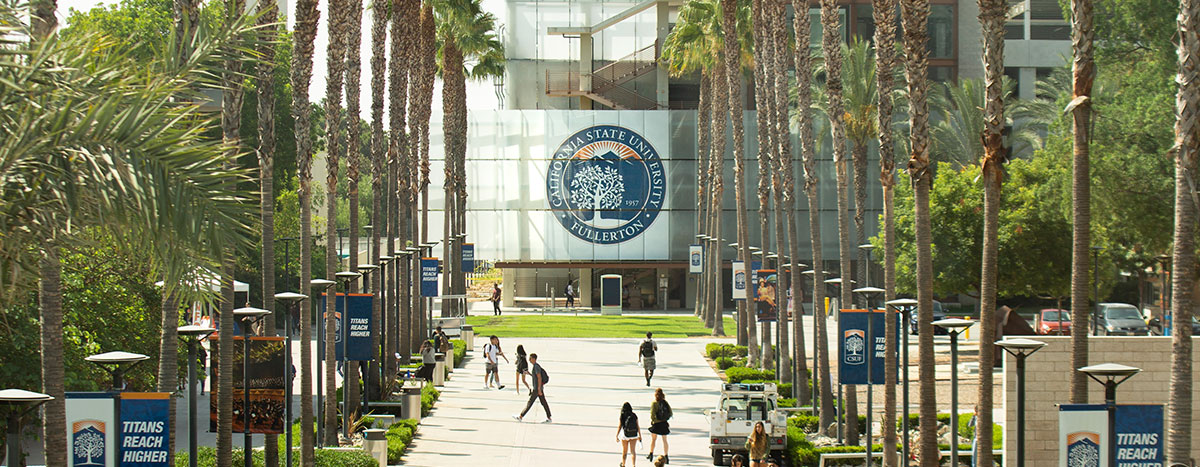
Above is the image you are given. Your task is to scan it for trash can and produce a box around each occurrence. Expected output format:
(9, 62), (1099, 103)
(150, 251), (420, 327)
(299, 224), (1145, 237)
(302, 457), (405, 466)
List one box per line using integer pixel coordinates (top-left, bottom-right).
(461, 325), (474, 352)
(362, 429), (387, 466)
(601, 274), (622, 315)
(401, 385), (422, 420)
(433, 352), (446, 387)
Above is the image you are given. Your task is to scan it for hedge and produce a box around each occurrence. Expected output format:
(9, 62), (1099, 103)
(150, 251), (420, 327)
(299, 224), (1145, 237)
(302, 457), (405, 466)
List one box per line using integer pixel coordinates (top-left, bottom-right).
(724, 366), (775, 383)
(174, 447), (377, 467)
(421, 383), (440, 417)
(705, 343), (748, 359)
(385, 418), (420, 464)
(450, 339), (466, 367)
(715, 356), (737, 370)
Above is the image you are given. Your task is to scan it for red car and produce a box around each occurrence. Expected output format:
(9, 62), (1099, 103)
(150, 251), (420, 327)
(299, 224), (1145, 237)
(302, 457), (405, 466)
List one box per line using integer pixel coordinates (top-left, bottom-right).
(1035, 309), (1071, 335)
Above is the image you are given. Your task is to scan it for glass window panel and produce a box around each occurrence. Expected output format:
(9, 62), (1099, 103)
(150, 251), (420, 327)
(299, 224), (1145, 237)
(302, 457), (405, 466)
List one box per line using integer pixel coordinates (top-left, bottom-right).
(929, 4), (953, 59)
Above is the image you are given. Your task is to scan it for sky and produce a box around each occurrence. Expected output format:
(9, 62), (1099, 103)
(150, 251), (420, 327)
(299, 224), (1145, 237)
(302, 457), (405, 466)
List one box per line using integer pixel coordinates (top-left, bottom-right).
(54, 0), (506, 117)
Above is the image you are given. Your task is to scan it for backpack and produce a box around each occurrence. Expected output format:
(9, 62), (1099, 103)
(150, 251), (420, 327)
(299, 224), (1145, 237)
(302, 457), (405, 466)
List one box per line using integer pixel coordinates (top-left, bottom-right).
(622, 413), (639, 438)
(537, 366), (549, 385)
(640, 340), (655, 357)
(655, 401), (672, 421)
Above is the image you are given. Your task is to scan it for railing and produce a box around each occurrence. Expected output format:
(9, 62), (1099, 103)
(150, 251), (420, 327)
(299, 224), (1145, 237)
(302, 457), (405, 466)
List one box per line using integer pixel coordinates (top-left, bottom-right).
(591, 40), (660, 93)
(545, 70), (581, 96)
(544, 70), (663, 110)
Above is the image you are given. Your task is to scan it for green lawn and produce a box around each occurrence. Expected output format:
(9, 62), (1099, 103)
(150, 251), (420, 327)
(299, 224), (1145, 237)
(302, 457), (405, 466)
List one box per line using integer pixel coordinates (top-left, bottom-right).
(464, 315), (737, 338)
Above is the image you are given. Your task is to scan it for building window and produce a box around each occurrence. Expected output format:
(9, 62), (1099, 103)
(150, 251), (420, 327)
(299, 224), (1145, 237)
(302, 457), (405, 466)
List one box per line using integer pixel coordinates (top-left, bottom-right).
(930, 66), (955, 83)
(1030, 0), (1070, 40)
(806, 7), (847, 49)
(929, 4), (953, 59)
(1006, 12), (1025, 40)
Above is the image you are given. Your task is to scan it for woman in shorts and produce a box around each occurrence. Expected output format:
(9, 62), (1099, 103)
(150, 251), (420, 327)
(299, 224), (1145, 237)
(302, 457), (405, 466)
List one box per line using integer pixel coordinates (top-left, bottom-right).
(646, 388), (671, 463)
(514, 345), (531, 394)
(616, 402), (642, 467)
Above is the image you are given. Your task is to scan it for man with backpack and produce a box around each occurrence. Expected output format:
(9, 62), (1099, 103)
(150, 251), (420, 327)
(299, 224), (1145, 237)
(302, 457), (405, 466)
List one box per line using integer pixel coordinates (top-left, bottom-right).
(638, 332), (658, 386)
(513, 353), (551, 423)
(491, 283), (502, 316)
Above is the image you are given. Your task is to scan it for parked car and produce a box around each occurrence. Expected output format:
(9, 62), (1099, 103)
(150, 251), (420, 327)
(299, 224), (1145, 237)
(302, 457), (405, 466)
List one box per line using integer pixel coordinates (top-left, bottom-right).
(1096, 303), (1151, 336)
(1035, 309), (1071, 335)
(1149, 314), (1200, 335)
(909, 300), (947, 335)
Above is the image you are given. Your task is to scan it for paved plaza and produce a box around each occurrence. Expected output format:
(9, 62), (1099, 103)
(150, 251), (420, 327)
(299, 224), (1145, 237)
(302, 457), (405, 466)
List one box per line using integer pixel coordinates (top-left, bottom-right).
(399, 336), (727, 466)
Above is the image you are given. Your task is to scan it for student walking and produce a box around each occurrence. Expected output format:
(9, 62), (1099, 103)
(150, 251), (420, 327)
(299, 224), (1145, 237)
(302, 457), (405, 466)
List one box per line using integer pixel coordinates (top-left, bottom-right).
(491, 283), (502, 316)
(638, 332), (658, 386)
(646, 388), (672, 463)
(745, 421), (770, 467)
(565, 281), (575, 308)
(417, 340), (436, 382)
(616, 402), (642, 467)
(514, 345), (532, 394)
(483, 335), (508, 389)
(513, 353), (551, 422)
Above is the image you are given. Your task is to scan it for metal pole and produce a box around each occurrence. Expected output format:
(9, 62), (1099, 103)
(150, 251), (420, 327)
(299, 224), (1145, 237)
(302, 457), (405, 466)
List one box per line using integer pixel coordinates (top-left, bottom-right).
(285, 304), (294, 467)
(1093, 248), (1100, 336)
(1106, 381), (1117, 467)
(837, 383), (843, 445)
(949, 330), (959, 467)
(341, 281), (350, 440)
(1016, 353), (1026, 467)
(866, 307), (873, 466)
(243, 321), (252, 467)
(6, 412), (20, 467)
(188, 339), (199, 467)
(316, 296), (324, 449)
(901, 306), (910, 464)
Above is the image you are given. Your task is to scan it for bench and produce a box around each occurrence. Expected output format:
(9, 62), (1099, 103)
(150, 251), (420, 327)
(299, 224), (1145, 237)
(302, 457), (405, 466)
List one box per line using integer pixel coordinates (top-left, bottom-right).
(817, 449), (1002, 467)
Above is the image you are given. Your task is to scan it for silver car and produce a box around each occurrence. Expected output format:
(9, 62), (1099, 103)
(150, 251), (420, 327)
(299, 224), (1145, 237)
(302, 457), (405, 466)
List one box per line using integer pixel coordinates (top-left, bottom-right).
(1097, 303), (1150, 336)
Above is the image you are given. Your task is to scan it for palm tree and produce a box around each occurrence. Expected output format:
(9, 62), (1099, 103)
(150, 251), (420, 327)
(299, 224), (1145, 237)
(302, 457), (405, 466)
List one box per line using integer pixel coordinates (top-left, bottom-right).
(1068, 0), (1095, 407)
(290, 0), (321, 456)
(764, 0), (791, 386)
(1168, 0), (1198, 461)
(387, 0), (408, 366)
(417, 3), (436, 261)
(751, 0), (772, 369)
(369, 0), (389, 391)
(790, 0), (833, 433)
(38, 247), (65, 466)
(974, 0), (1007, 465)
(871, 0), (899, 463)
(256, 1), (281, 463)
(709, 66), (729, 338)
(720, 0), (755, 363)
(841, 38), (876, 313)
(899, 0), (936, 463)
(344, 0), (364, 416)
(818, 0), (860, 445)
(324, 0), (348, 445)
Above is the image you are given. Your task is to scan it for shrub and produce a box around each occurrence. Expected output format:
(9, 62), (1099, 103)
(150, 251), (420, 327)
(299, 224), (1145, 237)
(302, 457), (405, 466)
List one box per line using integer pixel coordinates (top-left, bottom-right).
(312, 449), (379, 467)
(385, 418), (419, 464)
(778, 382), (793, 398)
(715, 356), (737, 370)
(733, 345), (748, 357)
(724, 367), (775, 383)
(175, 447), (377, 467)
(778, 397), (796, 408)
(421, 383), (440, 417)
(706, 343), (725, 359)
(450, 339), (466, 367)
(706, 343), (749, 359)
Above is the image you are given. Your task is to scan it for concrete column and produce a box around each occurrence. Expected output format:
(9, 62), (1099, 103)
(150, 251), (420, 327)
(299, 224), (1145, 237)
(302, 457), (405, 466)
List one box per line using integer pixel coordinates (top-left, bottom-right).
(1018, 67), (1036, 101)
(502, 268), (516, 307)
(579, 268), (593, 307)
(580, 33), (593, 110)
(655, 1), (669, 108)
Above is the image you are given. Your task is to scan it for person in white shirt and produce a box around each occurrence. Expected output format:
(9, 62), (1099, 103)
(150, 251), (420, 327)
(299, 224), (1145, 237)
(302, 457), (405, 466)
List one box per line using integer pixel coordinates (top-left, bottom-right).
(483, 335), (509, 389)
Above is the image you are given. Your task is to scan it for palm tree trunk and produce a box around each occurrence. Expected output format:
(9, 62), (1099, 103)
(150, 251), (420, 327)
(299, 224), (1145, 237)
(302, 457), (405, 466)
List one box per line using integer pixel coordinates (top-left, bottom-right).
(1168, 0), (1198, 460)
(852, 140), (868, 285)
(344, 0), (364, 416)
(900, 0), (935, 464)
(697, 72), (712, 322)
(767, 0), (790, 385)
(443, 39), (467, 320)
(975, 0), (1006, 464)
(291, 0), (320, 459)
(220, 0), (245, 456)
(791, 0), (832, 432)
(256, 3), (280, 463)
(820, 0), (858, 445)
(722, 0), (755, 363)
(752, 0), (774, 371)
(369, 0), (388, 392)
(323, 0), (348, 444)
(710, 65), (728, 337)
(872, 0), (898, 463)
(30, 0), (55, 40)
(158, 288), (181, 461)
(388, 0), (409, 365)
(40, 247), (66, 467)
(1068, 0), (1095, 406)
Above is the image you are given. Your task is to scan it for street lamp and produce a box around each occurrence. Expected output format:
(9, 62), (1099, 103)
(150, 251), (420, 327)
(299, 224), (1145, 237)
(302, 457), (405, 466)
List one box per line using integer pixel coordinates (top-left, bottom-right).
(355, 264), (378, 409)
(310, 278), (336, 448)
(823, 277), (846, 444)
(853, 286), (885, 466)
(885, 297), (918, 463)
(0, 389), (52, 467)
(177, 325), (216, 467)
(858, 244), (875, 289)
(335, 271), (362, 441)
(85, 351), (150, 391)
(1157, 254), (1171, 327)
(274, 292), (307, 467)
(233, 307), (271, 467)
(933, 318), (975, 467)
(1079, 363), (1141, 467)
(995, 338), (1046, 467)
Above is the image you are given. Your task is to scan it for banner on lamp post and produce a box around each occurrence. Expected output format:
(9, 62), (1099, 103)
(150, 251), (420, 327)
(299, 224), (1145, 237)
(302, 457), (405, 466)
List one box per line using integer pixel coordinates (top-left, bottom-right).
(118, 392), (171, 466)
(838, 309), (901, 385)
(1058, 404), (1164, 467)
(421, 258), (439, 297)
(731, 261), (746, 300)
(319, 294), (374, 361)
(754, 269), (778, 322)
(208, 335), (288, 434)
(461, 243), (475, 273)
(67, 392), (117, 467)
(688, 245), (703, 274)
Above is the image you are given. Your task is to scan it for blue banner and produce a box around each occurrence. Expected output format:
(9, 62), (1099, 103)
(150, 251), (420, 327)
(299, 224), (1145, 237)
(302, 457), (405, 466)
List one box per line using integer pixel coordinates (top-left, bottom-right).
(320, 294), (374, 361)
(838, 309), (901, 385)
(119, 393), (170, 466)
(421, 258), (439, 297)
(461, 243), (475, 273)
(1059, 404), (1164, 466)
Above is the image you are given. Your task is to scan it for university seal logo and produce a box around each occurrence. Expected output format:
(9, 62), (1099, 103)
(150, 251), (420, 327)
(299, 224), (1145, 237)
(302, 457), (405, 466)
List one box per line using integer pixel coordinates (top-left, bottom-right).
(547, 125), (666, 244)
(1066, 432), (1101, 467)
(844, 330), (866, 365)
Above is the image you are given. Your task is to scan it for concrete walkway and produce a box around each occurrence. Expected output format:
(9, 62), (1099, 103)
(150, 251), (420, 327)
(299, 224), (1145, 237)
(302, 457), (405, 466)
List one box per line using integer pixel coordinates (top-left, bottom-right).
(400, 337), (727, 466)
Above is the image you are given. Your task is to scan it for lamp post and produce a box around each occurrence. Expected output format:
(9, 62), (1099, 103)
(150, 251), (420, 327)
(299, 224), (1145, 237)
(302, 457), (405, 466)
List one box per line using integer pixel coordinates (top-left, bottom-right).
(233, 307), (271, 467)
(996, 338), (1046, 467)
(273, 292), (307, 467)
(824, 277), (846, 444)
(802, 269), (818, 415)
(1092, 246), (1102, 336)
(335, 271), (363, 441)
(853, 286), (885, 466)
(0, 389), (52, 467)
(1079, 363), (1141, 467)
(309, 278), (336, 448)
(177, 325), (216, 467)
(376, 256), (393, 390)
(933, 318), (975, 467)
(355, 264), (378, 410)
(1157, 254), (1171, 327)
(885, 297), (917, 463)
(85, 351), (150, 391)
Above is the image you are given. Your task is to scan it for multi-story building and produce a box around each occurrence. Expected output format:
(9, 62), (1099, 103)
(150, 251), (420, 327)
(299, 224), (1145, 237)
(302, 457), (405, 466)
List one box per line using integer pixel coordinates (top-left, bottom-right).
(427, 0), (1070, 309)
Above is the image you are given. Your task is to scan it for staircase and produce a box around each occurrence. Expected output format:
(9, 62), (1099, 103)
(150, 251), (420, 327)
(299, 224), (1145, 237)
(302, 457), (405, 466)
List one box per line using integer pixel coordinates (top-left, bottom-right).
(545, 40), (663, 110)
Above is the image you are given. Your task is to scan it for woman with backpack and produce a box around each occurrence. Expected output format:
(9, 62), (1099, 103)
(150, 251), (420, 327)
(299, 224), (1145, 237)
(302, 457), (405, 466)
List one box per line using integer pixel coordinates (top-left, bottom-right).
(616, 402), (642, 467)
(514, 345), (532, 394)
(645, 388), (671, 463)
(745, 421), (770, 467)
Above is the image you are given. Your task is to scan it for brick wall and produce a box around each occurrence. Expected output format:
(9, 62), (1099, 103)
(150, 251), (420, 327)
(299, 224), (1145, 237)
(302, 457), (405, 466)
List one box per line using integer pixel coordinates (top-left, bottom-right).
(1002, 336), (1200, 465)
